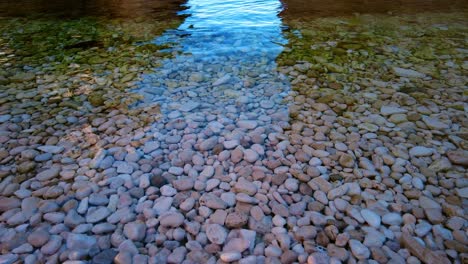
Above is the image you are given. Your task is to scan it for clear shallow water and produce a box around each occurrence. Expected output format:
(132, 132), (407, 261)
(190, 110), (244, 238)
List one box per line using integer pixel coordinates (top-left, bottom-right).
(0, 0), (467, 264)
(134, 0), (290, 118)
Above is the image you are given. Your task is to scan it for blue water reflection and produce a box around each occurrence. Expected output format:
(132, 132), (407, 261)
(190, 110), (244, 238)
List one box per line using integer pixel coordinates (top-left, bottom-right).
(136, 0), (290, 123)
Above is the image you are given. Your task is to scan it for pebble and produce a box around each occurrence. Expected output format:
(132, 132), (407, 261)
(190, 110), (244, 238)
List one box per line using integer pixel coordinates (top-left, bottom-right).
(220, 252), (242, 262)
(349, 239), (370, 260)
(0, 14), (465, 264)
(382, 213), (403, 226)
(206, 224), (227, 245)
(199, 137), (218, 151)
(361, 209), (381, 228)
(36, 167), (60, 181)
(123, 222), (146, 241)
(160, 212), (184, 227)
(409, 146), (433, 157)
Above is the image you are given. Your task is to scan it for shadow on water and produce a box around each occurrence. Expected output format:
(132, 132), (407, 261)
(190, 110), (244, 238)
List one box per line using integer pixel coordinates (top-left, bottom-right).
(0, 0), (185, 19)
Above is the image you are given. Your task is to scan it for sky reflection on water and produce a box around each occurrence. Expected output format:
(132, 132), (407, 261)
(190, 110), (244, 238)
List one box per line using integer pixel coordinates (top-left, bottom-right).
(136, 0), (290, 117)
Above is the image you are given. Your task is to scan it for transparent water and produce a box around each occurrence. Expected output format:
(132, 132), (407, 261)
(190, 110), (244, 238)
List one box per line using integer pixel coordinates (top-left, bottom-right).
(135, 0), (290, 122)
(0, 0), (467, 263)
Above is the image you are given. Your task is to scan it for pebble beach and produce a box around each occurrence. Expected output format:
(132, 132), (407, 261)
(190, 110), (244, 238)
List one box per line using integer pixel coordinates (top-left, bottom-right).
(0, 3), (467, 264)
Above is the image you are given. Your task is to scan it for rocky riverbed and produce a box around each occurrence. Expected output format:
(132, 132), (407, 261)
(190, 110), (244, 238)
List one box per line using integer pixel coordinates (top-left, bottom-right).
(0, 11), (467, 264)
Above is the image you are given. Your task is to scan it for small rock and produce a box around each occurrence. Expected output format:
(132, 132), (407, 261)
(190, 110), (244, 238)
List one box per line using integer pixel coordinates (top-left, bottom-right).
(409, 146), (433, 157)
(36, 167), (60, 181)
(220, 252), (241, 262)
(349, 239), (370, 260)
(160, 212), (184, 227)
(66, 233), (97, 251)
(0, 254), (18, 264)
(206, 224), (227, 245)
(382, 213), (403, 226)
(199, 137), (218, 151)
(361, 209), (381, 228)
(37, 145), (64, 154)
(392, 67), (425, 78)
(123, 222), (146, 241)
(447, 150), (468, 166)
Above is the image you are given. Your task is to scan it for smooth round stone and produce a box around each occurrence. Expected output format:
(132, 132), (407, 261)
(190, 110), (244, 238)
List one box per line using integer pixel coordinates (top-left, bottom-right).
(220, 252), (242, 262)
(206, 224), (227, 245)
(361, 209), (381, 228)
(159, 212), (184, 228)
(349, 239), (370, 260)
(382, 213), (403, 226)
(160, 186), (177, 196)
(243, 149), (259, 163)
(223, 140), (239, 149)
(123, 222), (146, 241)
(168, 167), (184, 176)
(409, 146), (433, 157)
(335, 142), (348, 151)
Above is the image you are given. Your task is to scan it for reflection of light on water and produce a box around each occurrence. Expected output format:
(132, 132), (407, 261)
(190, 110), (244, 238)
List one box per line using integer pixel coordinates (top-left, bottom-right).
(155, 0), (287, 59)
(136, 0), (290, 115)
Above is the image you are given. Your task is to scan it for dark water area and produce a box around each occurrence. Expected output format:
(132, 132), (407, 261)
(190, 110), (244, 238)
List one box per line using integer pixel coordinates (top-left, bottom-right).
(0, 0), (185, 19)
(1, 0), (467, 19)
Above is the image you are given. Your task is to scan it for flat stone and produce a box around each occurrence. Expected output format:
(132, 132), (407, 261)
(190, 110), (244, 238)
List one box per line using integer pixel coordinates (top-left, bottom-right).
(117, 162), (133, 174)
(419, 196), (441, 209)
(223, 140), (239, 149)
(361, 209), (381, 228)
(159, 212), (184, 227)
(237, 120), (258, 129)
(180, 101), (200, 112)
(213, 74), (231, 86)
(66, 233), (97, 251)
(382, 213), (403, 226)
(37, 145), (64, 154)
(0, 254), (18, 264)
(173, 177), (194, 191)
(392, 67), (426, 78)
(409, 146), (433, 157)
(86, 207), (111, 223)
(142, 141), (159, 153)
(381, 106), (408, 115)
(422, 116), (449, 130)
(447, 150), (468, 166)
(36, 167), (60, 181)
(0, 197), (20, 212)
(455, 187), (468, 199)
(0, 114), (11, 123)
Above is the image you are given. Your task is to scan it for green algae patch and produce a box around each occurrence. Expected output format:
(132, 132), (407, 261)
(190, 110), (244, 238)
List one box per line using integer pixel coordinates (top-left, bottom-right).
(0, 16), (182, 118)
(278, 12), (468, 101)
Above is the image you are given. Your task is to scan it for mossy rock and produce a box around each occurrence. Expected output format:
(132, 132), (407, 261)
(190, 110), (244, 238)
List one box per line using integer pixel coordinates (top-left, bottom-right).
(88, 92), (105, 107)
